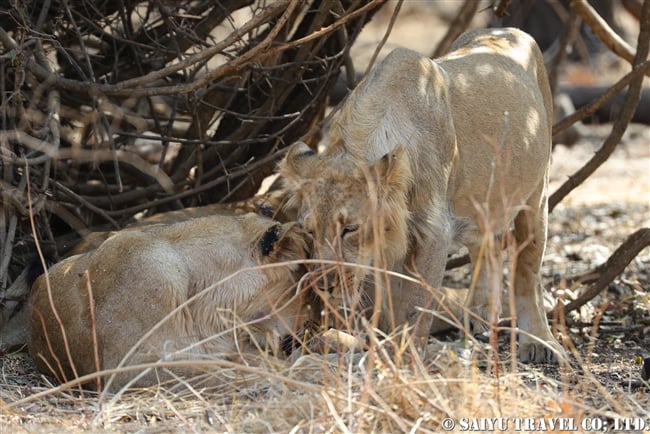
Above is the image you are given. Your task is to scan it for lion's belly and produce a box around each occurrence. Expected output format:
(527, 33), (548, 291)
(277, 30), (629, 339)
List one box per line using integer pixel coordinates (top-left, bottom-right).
(447, 145), (547, 248)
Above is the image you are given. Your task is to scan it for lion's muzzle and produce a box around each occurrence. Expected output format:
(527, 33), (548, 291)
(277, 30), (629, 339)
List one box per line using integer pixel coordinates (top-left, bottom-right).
(307, 264), (340, 293)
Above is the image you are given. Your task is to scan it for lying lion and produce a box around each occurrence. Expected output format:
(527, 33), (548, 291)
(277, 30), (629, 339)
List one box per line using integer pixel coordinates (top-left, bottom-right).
(29, 212), (314, 391)
(280, 27), (562, 363)
(0, 186), (291, 352)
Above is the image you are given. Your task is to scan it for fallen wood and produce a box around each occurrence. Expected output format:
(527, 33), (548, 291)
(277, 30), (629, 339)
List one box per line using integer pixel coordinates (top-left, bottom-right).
(559, 85), (650, 125)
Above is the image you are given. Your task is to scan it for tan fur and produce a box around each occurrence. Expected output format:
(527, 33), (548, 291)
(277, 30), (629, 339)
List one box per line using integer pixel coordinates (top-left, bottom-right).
(0, 189), (293, 352)
(29, 213), (313, 391)
(68, 188), (293, 257)
(280, 28), (561, 363)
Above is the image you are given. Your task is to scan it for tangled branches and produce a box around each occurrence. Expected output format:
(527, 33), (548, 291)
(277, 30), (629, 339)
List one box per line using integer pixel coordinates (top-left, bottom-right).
(0, 0), (385, 284)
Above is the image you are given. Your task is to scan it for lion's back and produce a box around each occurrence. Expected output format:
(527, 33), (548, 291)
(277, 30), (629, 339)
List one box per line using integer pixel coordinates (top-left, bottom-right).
(442, 27), (552, 135)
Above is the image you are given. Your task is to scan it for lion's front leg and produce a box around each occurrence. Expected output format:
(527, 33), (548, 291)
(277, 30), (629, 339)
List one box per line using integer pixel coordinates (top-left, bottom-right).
(389, 231), (451, 346)
(463, 242), (492, 335)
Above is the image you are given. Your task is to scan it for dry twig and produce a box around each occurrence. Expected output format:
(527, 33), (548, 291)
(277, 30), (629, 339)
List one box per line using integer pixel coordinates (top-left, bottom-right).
(0, 0), (386, 293)
(431, 0), (481, 58)
(569, 0), (639, 66)
(559, 228), (650, 315)
(550, 0), (650, 211)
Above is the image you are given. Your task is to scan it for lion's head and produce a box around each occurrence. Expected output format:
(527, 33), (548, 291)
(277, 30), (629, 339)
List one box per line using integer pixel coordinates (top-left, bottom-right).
(279, 141), (413, 295)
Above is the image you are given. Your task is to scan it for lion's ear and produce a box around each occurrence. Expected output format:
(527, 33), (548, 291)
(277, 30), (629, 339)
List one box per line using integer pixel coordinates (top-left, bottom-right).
(372, 145), (411, 189)
(258, 222), (309, 260)
(259, 224), (282, 257)
(279, 141), (315, 181)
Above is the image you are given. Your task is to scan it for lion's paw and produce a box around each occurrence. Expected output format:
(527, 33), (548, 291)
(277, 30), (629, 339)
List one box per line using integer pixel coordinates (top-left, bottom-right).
(518, 340), (563, 364)
(464, 303), (490, 335)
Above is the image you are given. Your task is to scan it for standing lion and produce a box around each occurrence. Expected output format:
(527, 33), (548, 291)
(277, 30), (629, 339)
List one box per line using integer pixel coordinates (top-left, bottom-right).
(280, 28), (562, 363)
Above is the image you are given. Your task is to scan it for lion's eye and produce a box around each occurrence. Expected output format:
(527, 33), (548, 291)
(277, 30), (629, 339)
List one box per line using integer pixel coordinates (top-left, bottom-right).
(341, 225), (359, 238)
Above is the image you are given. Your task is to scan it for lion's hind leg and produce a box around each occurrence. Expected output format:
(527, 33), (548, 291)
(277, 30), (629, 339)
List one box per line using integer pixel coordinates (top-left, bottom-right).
(513, 180), (562, 364)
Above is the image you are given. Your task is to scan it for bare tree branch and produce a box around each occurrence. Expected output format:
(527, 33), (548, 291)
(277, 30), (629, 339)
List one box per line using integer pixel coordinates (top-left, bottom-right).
(550, 0), (650, 211)
(553, 60), (650, 136)
(558, 228), (650, 315)
(0, 0), (387, 295)
(431, 0), (481, 58)
(569, 0), (641, 67)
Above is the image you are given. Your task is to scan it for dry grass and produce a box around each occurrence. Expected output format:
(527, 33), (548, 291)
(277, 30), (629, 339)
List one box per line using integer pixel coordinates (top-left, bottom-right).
(3, 134), (648, 433)
(7, 175), (649, 433)
(2, 258), (648, 433)
(2, 332), (648, 433)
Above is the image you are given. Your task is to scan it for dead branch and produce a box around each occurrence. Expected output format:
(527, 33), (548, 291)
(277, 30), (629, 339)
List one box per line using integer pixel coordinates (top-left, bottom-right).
(553, 60), (650, 135)
(0, 0), (387, 298)
(559, 228), (650, 315)
(445, 254), (470, 270)
(1, 131), (174, 192)
(431, 0), (481, 58)
(570, 0), (647, 73)
(365, 0), (403, 74)
(546, 11), (581, 95)
(493, 0), (512, 18)
(25, 4), (290, 98)
(550, 0), (650, 211)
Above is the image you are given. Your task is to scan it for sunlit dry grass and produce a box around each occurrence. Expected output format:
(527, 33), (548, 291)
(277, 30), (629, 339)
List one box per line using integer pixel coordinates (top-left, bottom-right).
(4, 132), (648, 432)
(3, 258), (648, 433)
(3, 336), (648, 433)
